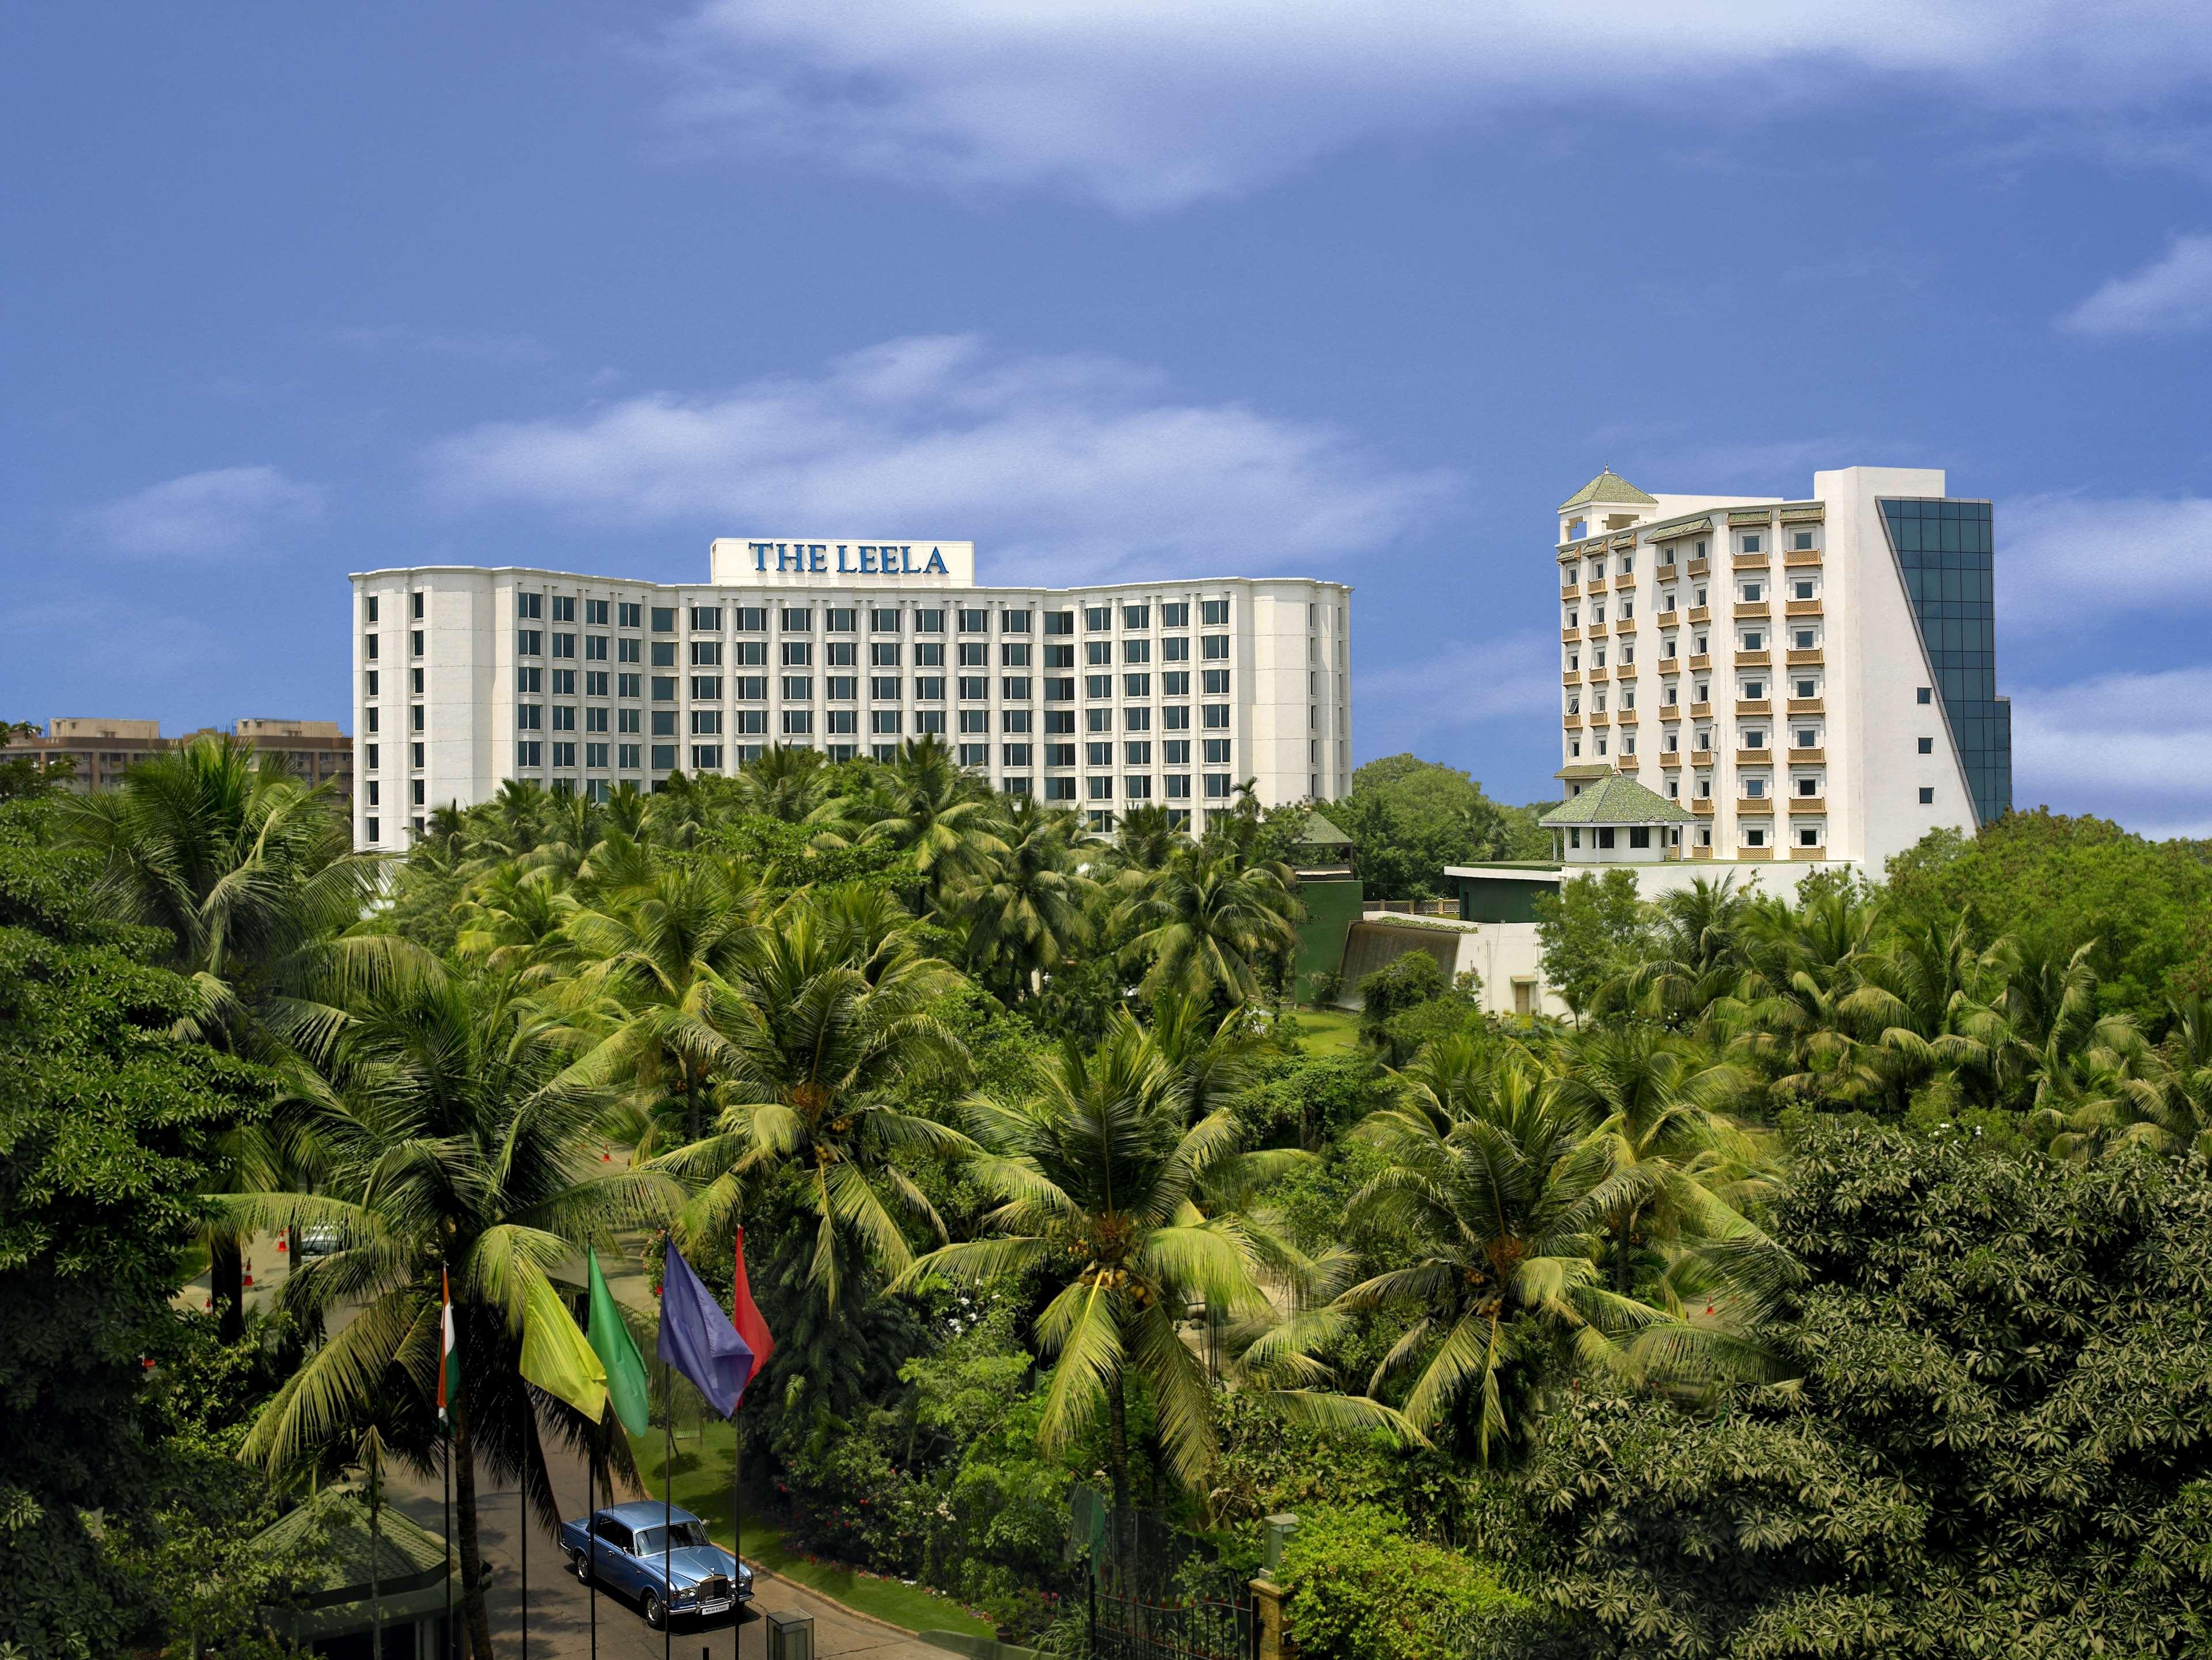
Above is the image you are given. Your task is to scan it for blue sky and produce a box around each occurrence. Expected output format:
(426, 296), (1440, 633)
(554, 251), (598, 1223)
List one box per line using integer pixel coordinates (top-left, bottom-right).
(9, 2), (2212, 835)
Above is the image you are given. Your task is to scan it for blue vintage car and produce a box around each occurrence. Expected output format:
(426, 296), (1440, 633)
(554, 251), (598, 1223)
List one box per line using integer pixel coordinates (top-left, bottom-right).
(558, 1500), (753, 1629)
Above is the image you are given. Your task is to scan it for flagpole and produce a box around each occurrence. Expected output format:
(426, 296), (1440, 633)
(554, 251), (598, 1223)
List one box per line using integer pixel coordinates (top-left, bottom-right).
(521, 1465), (529, 1660)
(664, 1353), (673, 1660)
(442, 1432), (453, 1660)
(588, 1419), (599, 1660)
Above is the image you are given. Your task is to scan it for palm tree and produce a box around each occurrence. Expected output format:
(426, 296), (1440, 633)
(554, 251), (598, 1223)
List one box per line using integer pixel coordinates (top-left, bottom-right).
(657, 886), (975, 1307)
(945, 797), (1095, 1001)
(232, 967), (680, 1660)
(1115, 848), (1301, 1010)
(1604, 876), (1753, 1027)
(1327, 1042), (1755, 1459)
(731, 743), (835, 823)
(1108, 803), (1191, 876)
(1545, 1025), (1781, 1303)
(452, 863), (579, 984)
(894, 1015), (1294, 1518)
(562, 854), (762, 1149)
(56, 732), (415, 1336)
(2033, 993), (2212, 1159)
(830, 736), (1009, 913)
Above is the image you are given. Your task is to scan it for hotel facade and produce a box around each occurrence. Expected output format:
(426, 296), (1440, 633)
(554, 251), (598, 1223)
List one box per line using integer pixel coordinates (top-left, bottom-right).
(1544, 464), (2012, 876)
(349, 539), (1351, 851)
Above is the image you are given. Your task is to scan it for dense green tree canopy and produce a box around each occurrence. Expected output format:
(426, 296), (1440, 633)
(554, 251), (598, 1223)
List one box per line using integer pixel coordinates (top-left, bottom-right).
(1332, 755), (1548, 901)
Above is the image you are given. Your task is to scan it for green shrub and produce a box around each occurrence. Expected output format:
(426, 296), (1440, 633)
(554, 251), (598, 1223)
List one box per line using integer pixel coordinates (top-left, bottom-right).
(1278, 1504), (1525, 1660)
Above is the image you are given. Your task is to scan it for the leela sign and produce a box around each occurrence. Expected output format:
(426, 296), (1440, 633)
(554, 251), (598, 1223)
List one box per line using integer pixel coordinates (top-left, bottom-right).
(708, 538), (977, 585)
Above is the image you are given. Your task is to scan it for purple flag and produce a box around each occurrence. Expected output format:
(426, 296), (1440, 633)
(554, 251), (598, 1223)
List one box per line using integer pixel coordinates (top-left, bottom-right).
(657, 1241), (755, 1418)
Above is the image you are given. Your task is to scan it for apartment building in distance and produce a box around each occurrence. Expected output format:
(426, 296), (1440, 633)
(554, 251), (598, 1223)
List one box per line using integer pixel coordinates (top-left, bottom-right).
(1, 717), (354, 800)
(349, 538), (1352, 852)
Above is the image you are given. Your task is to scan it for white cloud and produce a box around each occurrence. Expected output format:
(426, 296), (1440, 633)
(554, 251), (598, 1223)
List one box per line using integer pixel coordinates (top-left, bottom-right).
(659, 1), (2212, 210)
(426, 335), (1457, 581)
(1999, 491), (2212, 633)
(78, 466), (325, 559)
(2009, 666), (2212, 838)
(2059, 233), (2212, 336)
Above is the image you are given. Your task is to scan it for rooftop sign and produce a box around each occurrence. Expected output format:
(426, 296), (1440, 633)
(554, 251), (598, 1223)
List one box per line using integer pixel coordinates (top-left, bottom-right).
(708, 538), (976, 586)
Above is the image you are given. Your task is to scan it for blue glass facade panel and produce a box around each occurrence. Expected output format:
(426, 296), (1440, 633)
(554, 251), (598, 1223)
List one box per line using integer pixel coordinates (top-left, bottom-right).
(1878, 498), (2013, 827)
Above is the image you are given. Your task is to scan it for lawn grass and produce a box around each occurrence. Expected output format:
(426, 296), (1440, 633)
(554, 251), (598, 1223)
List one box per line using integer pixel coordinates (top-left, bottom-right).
(1291, 1004), (1362, 1056)
(628, 1421), (993, 1638)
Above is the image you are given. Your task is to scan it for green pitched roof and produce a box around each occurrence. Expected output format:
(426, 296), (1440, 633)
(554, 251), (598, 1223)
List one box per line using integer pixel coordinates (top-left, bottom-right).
(254, 1490), (449, 1600)
(1540, 773), (1692, 826)
(1558, 469), (1657, 512)
(1297, 810), (1353, 846)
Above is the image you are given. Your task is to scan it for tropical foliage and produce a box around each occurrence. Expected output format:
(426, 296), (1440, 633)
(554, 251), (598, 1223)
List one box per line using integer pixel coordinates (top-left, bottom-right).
(20, 719), (2212, 1660)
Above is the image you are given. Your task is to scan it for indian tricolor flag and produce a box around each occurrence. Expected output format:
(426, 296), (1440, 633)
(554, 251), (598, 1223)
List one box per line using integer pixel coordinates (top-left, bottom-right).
(438, 1268), (460, 1429)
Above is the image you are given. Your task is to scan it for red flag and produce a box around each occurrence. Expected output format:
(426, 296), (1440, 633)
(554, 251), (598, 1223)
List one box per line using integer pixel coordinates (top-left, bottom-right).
(732, 1226), (775, 1405)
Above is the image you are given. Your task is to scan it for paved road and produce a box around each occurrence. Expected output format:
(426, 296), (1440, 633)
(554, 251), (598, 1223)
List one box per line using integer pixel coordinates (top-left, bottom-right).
(384, 1431), (943, 1660)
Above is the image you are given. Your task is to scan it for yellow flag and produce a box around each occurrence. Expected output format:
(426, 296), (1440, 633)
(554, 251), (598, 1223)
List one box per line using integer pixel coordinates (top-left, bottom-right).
(519, 1275), (609, 1422)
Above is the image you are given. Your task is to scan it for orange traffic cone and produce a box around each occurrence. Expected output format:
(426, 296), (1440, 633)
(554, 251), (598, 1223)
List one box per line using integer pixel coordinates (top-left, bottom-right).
(601, 1144), (611, 1162)
(276, 1229), (288, 1253)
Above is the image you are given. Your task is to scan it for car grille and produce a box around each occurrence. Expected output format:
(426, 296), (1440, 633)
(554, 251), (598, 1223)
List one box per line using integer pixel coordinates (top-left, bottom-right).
(696, 1576), (730, 1603)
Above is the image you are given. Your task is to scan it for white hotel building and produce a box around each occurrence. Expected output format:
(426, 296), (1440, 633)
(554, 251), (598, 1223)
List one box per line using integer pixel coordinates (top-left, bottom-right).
(350, 539), (1351, 850)
(1546, 464), (2012, 876)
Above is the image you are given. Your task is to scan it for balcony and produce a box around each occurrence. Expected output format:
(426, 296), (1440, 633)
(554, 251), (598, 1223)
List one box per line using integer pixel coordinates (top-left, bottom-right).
(1736, 698), (1773, 716)
(1733, 601), (1771, 619)
(1618, 709), (1640, 725)
(1737, 798), (1775, 816)
(1584, 581), (1609, 599)
(1613, 573), (1636, 591)
(1788, 746), (1824, 765)
(1562, 713), (1583, 728)
(1687, 605), (1712, 625)
(1660, 752), (1682, 768)
(1691, 798), (1715, 815)
(1784, 547), (1823, 566)
(1738, 845), (1774, 861)
(1655, 561), (1678, 583)
(1787, 697), (1824, 716)
(1733, 552), (1770, 570)
(1560, 627), (1581, 643)
(1615, 661), (1639, 680)
(1562, 670), (1581, 685)
(1689, 701), (1713, 719)
(1688, 653), (1712, 672)
(1588, 711), (1611, 727)
(1736, 747), (1772, 767)
(1686, 557), (1711, 577)
(1789, 796), (1827, 814)
(1734, 649), (1771, 668)
(1787, 648), (1825, 667)
(1785, 598), (1823, 617)
(1790, 842), (1828, 860)
(1690, 844), (1715, 859)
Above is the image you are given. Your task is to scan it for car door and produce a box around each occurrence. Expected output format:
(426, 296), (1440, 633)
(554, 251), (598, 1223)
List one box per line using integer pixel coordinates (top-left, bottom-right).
(595, 1519), (636, 1595)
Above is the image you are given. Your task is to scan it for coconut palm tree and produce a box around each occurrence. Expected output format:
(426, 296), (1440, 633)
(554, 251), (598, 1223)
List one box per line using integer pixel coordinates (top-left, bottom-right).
(1115, 848), (1301, 1011)
(945, 797), (1096, 1001)
(2033, 993), (2212, 1159)
(893, 1014), (1296, 1516)
(1108, 803), (1191, 877)
(232, 967), (680, 1660)
(56, 732), (419, 1336)
(657, 885), (975, 1307)
(730, 743), (836, 823)
(1327, 1043), (1744, 1460)
(561, 854), (763, 1149)
(829, 736), (1009, 913)
(452, 863), (579, 985)
(1546, 1025), (1781, 1303)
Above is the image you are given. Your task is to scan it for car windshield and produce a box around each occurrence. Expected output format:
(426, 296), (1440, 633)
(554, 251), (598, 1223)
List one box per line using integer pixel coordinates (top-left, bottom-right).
(632, 1522), (711, 1556)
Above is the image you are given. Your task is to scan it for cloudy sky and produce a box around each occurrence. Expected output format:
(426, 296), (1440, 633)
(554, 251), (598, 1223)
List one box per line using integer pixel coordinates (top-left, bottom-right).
(9, 2), (2212, 835)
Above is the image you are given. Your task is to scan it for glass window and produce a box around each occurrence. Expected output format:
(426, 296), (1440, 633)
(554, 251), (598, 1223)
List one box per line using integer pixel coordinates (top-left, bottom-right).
(915, 608), (945, 633)
(1161, 602), (1188, 627)
(1199, 600), (1228, 626)
(958, 608), (988, 633)
(1002, 609), (1032, 633)
(1044, 610), (1074, 635)
(651, 607), (675, 632)
(619, 602), (642, 628)
(827, 608), (856, 633)
(870, 607), (901, 633)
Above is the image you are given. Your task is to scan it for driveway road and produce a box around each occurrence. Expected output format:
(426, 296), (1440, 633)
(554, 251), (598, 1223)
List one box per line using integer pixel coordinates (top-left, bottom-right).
(385, 1436), (942, 1660)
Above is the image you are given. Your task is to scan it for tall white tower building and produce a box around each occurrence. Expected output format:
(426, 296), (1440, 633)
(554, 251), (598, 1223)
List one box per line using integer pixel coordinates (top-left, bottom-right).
(349, 538), (1351, 851)
(1547, 465), (2010, 875)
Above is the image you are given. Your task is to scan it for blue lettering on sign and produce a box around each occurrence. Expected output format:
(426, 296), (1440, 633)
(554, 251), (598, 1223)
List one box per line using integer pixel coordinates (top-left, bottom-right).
(741, 540), (956, 578)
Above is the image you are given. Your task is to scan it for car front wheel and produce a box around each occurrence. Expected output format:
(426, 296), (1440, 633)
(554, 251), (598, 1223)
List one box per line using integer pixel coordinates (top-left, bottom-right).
(569, 1548), (590, 1585)
(644, 1591), (666, 1630)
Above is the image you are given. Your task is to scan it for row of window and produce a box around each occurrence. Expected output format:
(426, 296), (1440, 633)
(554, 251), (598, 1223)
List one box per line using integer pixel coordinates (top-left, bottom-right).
(509, 665), (1235, 701)
(508, 597), (1236, 634)
(1563, 527), (1822, 592)
(518, 636), (1235, 668)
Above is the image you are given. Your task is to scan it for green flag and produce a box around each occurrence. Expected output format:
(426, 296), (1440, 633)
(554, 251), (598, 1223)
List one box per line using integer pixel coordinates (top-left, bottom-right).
(586, 1247), (651, 1438)
(518, 1275), (608, 1423)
